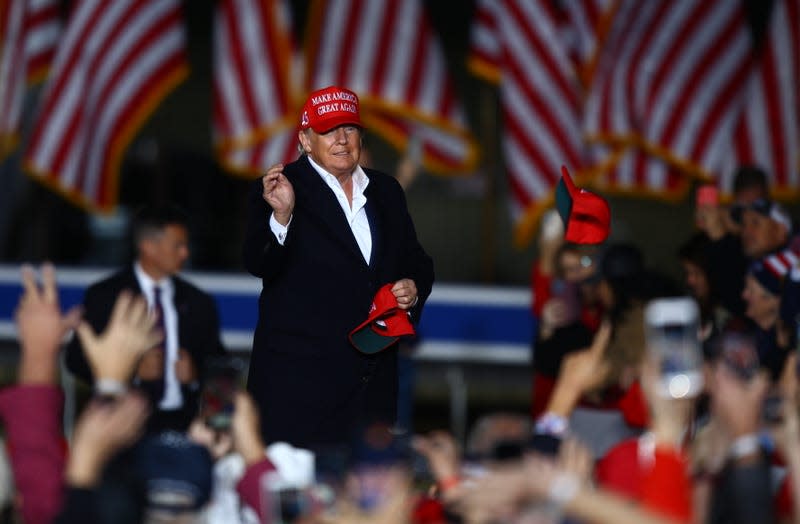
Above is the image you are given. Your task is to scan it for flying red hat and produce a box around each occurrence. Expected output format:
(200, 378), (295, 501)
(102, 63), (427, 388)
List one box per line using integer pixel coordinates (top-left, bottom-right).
(555, 165), (611, 244)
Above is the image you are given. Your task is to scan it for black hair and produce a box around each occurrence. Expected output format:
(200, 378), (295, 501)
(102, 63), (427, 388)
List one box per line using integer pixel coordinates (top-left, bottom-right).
(677, 232), (710, 271)
(732, 165), (769, 196)
(600, 243), (681, 323)
(129, 203), (189, 251)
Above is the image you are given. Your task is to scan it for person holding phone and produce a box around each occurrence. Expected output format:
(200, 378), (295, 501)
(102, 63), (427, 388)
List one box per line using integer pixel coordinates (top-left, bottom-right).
(243, 86), (434, 450)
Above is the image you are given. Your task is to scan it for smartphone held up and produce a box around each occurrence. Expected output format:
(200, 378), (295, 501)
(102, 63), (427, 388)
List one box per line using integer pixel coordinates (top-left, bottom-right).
(645, 297), (704, 399)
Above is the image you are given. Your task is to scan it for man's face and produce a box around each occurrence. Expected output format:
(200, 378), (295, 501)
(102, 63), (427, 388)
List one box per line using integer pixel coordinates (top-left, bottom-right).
(740, 209), (787, 258)
(733, 186), (767, 206)
(741, 274), (779, 327)
(299, 125), (362, 178)
(140, 224), (189, 278)
(559, 251), (595, 283)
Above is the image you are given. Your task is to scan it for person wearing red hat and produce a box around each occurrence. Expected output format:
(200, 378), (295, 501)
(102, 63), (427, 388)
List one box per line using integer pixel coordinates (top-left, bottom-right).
(243, 85), (434, 450)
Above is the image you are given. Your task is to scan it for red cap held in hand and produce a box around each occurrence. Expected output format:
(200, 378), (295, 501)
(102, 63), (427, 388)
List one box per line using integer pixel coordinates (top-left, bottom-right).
(349, 283), (415, 354)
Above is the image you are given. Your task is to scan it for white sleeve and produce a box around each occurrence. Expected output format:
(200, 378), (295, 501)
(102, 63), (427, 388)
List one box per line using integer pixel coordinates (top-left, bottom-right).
(269, 213), (292, 245)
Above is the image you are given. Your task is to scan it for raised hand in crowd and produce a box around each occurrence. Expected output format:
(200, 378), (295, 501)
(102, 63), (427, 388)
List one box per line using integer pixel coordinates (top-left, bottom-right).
(15, 263), (82, 384)
(709, 361), (769, 442)
(704, 357), (775, 524)
(75, 290), (162, 386)
(65, 394), (149, 489)
(542, 320), (612, 419)
(639, 357), (694, 447)
(520, 450), (684, 524)
(412, 430), (461, 497)
(695, 198), (730, 241)
(230, 391), (267, 467)
(187, 418), (233, 461)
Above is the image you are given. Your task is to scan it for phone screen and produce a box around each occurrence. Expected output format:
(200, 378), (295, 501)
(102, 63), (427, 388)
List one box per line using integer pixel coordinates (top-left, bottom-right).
(645, 298), (703, 398)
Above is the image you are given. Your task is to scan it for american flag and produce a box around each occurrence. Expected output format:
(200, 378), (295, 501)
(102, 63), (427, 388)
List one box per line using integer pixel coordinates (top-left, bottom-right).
(583, 0), (752, 196)
(0, 0), (61, 159)
(721, 0), (800, 199)
(468, 0), (585, 246)
(24, 0), (189, 212)
(305, 0), (478, 174)
(213, 0), (300, 176)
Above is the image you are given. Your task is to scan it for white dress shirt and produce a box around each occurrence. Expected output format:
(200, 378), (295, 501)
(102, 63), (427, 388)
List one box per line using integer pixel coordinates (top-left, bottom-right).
(134, 262), (183, 409)
(269, 158), (372, 264)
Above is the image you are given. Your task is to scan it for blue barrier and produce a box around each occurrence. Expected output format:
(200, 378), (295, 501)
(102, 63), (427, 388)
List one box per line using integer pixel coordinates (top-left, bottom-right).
(0, 265), (534, 364)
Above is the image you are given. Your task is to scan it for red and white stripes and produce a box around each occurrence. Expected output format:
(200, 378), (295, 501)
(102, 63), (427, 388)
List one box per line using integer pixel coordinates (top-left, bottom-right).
(24, 0), (189, 212)
(213, 0), (299, 176)
(722, 0), (800, 198)
(584, 0), (752, 194)
(469, 0), (585, 244)
(306, 0), (477, 174)
(0, 0), (61, 158)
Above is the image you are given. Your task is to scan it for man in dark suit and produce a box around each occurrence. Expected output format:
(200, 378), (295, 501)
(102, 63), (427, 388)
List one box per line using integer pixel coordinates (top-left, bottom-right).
(243, 85), (434, 450)
(66, 204), (225, 432)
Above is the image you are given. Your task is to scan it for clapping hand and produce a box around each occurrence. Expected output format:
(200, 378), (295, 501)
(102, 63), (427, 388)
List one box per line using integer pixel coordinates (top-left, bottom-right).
(76, 291), (162, 383)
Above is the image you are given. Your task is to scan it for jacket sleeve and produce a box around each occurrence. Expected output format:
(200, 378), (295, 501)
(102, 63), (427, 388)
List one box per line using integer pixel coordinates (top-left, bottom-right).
(242, 177), (289, 281)
(392, 178), (434, 325)
(0, 385), (66, 524)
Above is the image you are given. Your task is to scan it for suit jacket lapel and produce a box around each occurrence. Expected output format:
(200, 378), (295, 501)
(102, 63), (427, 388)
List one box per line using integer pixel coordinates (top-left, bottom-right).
(294, 158), (369, 267)
(364, 183), (383, 272)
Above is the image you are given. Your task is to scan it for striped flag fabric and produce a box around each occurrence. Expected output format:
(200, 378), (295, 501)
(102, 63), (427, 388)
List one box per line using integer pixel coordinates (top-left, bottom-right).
(721, 0), (800, 199)
(0, 0), (61, 159)
(305, 0), (478, 175)
(24, 0), (62, 83)
(468, 0), (586, 246)
(583, 0), (752, 196)
(213, 0), (300, 176)
(24, 0), (189, 212)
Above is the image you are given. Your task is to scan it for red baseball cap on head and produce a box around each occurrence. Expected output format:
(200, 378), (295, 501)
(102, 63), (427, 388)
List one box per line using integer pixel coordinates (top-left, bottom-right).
(349, 283), (415, 354)
(300, 85), (362, 134)
(555, 165), (611, 244)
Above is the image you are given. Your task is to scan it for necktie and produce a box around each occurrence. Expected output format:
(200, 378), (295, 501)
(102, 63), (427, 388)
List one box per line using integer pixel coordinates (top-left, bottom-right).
(152, 285), (165, 350)
(152, 286), (169, 402)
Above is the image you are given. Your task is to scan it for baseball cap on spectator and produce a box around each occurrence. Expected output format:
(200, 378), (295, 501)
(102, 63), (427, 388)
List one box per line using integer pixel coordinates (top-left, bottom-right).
(555, 165), (611, 244)
(350, 421), (408, 467)
(134, 431), (213, 513)
(349, 283), (415, 354)
(748, 259), (784, 297)
(730, 199), (792, 232)
(300, 85), (362, 134)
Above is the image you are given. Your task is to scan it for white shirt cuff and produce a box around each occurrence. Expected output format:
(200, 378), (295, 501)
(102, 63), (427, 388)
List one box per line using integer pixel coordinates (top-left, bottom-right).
(269, 213), (292, 245)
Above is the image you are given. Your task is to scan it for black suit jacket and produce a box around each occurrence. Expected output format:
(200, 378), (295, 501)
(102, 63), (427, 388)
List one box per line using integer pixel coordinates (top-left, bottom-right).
(243, 156), (434, 449)
(65, 266), (225, 392)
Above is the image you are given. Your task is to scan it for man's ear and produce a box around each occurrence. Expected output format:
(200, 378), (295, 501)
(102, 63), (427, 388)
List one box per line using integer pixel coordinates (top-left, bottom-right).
(298, 130), (311, 154)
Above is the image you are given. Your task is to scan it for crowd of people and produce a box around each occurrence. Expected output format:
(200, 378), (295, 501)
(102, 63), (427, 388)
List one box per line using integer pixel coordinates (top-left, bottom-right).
(1, 83), (800, 524)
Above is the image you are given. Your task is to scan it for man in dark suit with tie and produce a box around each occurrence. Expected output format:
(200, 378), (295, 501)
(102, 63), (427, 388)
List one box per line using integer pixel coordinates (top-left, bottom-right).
(243, 85), (434, 450)
(66, 204), (225, 432)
